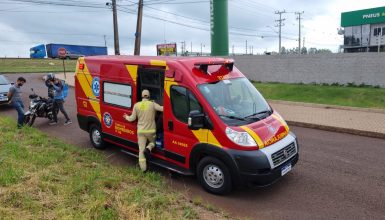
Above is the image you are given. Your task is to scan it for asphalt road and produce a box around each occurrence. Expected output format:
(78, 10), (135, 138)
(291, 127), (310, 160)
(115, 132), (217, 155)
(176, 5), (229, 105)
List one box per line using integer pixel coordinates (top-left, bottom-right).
(1, 73), (385, 220)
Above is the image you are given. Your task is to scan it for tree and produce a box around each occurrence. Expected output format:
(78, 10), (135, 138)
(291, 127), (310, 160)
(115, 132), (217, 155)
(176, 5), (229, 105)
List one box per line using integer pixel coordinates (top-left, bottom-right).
(301, 47), (307, 54)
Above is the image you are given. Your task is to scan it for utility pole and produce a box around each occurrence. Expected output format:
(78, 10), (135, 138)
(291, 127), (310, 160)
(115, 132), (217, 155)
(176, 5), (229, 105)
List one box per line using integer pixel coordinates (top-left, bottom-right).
(245, 40), (248, 54)
(180, 41), (185, 56)
(103, 35), (107, 47)
(107, 0), (120, 55)
(295, 11), (304, 54)
(232, 45), (234, 55)
(275, 10), (286, 54)
(134, 0), (143, 55)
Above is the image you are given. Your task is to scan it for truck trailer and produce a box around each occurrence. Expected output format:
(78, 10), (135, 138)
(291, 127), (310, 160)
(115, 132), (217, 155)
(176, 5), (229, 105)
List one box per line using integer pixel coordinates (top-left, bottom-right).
(30, 44), (107, 59)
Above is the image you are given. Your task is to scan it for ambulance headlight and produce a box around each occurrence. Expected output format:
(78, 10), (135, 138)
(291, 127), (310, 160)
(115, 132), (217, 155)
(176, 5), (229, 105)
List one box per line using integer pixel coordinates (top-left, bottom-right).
(225, 127), (256, 147)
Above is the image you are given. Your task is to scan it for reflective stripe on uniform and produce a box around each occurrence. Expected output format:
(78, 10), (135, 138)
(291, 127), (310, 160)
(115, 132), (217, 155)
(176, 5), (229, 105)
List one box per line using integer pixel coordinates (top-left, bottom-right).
(138, 129), (156, 134)
(138, 100), (151, 111)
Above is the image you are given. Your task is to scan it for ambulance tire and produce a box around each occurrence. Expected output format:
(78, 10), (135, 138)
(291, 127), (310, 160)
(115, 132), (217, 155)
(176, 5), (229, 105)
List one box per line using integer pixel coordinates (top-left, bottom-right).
(197, 156), (232, 195)
(89, 124), (106, 150)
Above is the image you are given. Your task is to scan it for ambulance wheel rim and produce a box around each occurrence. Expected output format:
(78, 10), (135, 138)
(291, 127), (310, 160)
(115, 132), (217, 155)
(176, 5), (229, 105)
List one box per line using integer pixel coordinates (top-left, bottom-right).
(92, 129), (101, 145)
(203, 164), (224, 189)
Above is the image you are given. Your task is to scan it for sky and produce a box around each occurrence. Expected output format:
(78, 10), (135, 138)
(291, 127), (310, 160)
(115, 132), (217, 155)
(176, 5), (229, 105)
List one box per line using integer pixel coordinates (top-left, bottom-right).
(0, 0), (384, 57)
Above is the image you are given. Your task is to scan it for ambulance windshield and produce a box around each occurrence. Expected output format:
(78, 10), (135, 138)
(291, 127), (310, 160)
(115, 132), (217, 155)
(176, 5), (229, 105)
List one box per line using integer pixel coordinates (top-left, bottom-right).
(198, 78), (271, 126)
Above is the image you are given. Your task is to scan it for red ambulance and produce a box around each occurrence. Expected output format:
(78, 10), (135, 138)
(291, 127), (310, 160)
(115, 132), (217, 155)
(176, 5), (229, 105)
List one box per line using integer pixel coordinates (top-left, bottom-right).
(75, 56), (299, 194)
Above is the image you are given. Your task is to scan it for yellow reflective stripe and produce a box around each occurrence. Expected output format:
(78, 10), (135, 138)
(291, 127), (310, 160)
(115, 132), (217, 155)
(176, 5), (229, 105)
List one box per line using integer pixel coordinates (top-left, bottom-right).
(76, 59), (101, 120)
(191, 130), (222, 148)
(138, 129), (156, 134)
(150, 60), (169, 70)
(191, 130), (206, 142)
(207, 131), (222, 147)
(126, 65), (138, 85)
(272, 114), (289, 132)
(138, 100), (151, 111)
(164, 81), (178, 98)
(240, 126), (265, 149)
(139, 159), (146, 162)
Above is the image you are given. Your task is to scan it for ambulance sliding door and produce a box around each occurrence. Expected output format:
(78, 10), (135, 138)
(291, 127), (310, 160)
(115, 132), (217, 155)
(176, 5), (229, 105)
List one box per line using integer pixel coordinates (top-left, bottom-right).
(137, 67), (165, 105)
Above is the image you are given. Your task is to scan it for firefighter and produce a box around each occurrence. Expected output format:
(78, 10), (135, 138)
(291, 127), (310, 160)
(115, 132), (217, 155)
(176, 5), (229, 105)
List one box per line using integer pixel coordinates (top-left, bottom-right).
(123, 90), (163, 172)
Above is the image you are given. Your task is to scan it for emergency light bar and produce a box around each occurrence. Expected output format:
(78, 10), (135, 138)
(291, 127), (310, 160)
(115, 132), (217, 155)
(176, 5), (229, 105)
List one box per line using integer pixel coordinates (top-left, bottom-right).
(194, 59), (234, 74)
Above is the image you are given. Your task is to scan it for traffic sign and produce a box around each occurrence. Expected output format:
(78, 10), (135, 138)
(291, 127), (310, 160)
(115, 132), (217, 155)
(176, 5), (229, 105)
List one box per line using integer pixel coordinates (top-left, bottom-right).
(58, 47), (67, 58)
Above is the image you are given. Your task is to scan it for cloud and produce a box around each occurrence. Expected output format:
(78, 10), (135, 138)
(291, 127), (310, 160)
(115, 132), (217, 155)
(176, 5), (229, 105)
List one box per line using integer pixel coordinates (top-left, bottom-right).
(1, 0), (385, 57)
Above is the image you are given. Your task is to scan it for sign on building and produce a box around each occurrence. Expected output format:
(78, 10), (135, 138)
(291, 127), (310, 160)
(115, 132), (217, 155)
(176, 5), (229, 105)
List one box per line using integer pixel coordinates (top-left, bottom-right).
(156, 43), (177, 56)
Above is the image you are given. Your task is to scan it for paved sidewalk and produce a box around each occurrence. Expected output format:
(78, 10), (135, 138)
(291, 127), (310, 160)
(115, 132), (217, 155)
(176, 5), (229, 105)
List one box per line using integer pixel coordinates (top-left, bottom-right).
(55, 72), (385, 139)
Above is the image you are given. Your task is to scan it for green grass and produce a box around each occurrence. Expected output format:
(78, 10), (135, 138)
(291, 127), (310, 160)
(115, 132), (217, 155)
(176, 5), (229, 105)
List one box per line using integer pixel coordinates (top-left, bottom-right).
(0, 58), (77, 73)
(0, 117), (220, 219)
(254, 82), (385, 109)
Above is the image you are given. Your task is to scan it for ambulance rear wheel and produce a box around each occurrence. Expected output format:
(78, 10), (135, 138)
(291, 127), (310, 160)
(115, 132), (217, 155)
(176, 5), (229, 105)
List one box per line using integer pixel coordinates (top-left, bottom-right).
(197, 156), (232, 195)
(89, 124), (106, 149)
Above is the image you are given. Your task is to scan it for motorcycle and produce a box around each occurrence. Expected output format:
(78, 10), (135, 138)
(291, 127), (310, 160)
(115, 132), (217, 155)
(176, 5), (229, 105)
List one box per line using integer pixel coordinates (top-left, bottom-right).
(24, 88), (58, 126)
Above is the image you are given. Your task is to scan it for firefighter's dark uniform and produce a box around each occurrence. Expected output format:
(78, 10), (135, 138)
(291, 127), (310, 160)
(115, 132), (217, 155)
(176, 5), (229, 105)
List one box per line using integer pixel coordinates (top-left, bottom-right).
(125, 90), (163, 171)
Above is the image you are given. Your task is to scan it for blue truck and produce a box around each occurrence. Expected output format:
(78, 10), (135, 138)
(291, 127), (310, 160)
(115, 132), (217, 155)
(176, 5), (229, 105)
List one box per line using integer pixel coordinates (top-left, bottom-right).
(30, 44), (108, 59)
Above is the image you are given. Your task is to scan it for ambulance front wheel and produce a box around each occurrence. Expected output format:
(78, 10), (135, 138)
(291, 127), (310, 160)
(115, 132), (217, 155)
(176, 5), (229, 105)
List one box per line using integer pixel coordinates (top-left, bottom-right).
(89, 124), (106, 149)
(197, 156), (232, 195)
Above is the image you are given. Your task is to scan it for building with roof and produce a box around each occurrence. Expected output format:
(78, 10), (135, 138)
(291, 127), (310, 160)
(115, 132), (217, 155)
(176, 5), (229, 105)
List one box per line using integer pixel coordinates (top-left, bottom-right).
(341, 6), (385, 52)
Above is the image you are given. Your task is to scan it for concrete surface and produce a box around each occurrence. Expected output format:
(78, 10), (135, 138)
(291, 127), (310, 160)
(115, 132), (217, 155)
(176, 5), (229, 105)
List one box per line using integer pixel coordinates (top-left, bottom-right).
(232, 53), (385, 87)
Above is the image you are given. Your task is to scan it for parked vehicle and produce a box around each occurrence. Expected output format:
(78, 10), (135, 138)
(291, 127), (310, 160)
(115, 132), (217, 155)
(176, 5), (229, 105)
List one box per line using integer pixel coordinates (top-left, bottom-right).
(29, 44), (46, 59)
(75, 56), (299, 194)
(24, 88), (58, 126)
(0, 75), (13, 105)
(64, 51), (84, 60)
(30, 44), (107, 59)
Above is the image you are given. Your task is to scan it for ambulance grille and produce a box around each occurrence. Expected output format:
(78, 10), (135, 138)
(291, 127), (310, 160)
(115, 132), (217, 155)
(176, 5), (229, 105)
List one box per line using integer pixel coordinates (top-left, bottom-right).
(271, 142), (296, 166)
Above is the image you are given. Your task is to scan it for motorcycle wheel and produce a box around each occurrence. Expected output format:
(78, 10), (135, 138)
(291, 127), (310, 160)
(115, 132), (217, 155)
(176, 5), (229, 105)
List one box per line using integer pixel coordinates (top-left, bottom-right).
(23, 114), (31, 126)
(29, 115), (36, 126)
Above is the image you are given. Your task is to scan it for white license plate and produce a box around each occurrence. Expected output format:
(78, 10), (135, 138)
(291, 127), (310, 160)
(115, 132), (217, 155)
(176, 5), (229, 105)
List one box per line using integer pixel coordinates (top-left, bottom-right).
(0, 97), (8, 101)
(281, 163), (292, 176)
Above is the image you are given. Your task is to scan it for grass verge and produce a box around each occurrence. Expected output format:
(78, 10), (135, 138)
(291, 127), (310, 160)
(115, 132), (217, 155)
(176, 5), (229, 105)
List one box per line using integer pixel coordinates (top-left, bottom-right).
(0, 117), (224, 219)
(0, 58), (76, 73)
(254, 82), (385, 109)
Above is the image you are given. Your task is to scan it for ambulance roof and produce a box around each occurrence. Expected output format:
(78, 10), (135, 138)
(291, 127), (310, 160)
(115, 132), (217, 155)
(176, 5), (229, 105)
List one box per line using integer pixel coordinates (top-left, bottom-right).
(83, 55), (230, 65)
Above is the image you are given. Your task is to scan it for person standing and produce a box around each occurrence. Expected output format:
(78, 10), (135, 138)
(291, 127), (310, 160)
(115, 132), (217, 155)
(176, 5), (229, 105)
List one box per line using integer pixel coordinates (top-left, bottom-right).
(45, 73), (55, 99)
(49, 78), (72, 125)
(7, 77), (26, 128)
(123, 90), (163, 172)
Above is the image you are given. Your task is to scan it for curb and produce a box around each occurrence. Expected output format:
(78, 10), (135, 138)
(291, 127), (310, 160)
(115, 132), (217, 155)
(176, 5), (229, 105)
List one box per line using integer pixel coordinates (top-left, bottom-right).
(287, 121), (385, 140)
(269, 99), (385, 114)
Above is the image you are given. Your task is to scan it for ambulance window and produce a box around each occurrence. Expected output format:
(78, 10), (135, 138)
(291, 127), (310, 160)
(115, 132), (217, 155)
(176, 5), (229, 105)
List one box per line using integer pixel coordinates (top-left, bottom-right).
(138, 68), (164, 105)
(171, 86), (202, 123)
(103, 82), (132, 108)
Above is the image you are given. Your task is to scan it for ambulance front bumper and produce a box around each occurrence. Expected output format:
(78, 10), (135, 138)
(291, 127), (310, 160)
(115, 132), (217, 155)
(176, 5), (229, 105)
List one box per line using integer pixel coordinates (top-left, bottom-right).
(226, 132), (299, 187)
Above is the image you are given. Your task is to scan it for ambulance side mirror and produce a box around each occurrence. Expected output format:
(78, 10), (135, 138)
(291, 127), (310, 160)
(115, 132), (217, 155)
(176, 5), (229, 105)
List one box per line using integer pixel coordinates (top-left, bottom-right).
(188, 110), (205, 130)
